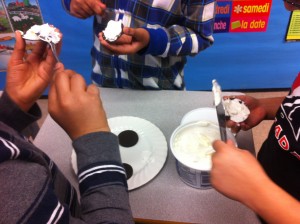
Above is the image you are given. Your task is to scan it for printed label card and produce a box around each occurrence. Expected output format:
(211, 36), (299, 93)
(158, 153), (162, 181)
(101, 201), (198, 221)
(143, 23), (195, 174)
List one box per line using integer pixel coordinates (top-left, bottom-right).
(214, 0), (272, 33)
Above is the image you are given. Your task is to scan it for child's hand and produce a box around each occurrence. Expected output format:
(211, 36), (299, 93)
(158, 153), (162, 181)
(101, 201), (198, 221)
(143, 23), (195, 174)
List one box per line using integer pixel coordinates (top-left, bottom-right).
(6, 30), (61, 112)
(70, 0), (106, 19)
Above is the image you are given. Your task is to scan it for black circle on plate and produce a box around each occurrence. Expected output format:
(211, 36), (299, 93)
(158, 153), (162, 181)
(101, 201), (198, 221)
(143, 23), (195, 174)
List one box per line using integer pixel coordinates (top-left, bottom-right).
(118, 130), (139, 147)
(123, 163), (133, 180)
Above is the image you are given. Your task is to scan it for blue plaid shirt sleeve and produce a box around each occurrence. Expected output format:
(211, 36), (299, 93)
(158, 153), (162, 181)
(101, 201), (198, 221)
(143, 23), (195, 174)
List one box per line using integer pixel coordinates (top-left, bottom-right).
(140, 0), (216, 57)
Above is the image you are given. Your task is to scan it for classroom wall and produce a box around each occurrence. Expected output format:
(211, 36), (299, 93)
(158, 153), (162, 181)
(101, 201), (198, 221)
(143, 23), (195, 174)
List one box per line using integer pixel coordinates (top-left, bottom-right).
(0, 1), (299, 91)
(185, 1), (300, 90)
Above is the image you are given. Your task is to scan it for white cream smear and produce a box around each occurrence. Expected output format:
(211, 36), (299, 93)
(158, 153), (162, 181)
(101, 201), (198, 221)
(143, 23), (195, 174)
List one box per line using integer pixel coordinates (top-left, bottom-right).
(22, 23), (60, 44)
(172, 121), (219, 170)
(223, 98), (250, 123)
(103, 20), (123, 42)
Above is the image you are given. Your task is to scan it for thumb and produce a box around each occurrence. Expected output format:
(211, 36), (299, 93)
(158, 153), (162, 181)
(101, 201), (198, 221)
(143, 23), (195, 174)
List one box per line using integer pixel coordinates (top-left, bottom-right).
(10, 30), (26, 63)
(213, 139), (238, 153)
(212, 139), (237, 152)
(212, 140), (226, 152)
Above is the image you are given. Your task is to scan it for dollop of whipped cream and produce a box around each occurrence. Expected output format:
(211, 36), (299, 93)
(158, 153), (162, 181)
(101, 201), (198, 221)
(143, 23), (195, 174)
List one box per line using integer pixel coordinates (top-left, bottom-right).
(22, 23), (60, 44)
(103, 20), (123, 42)
(223, 98), (250, 123)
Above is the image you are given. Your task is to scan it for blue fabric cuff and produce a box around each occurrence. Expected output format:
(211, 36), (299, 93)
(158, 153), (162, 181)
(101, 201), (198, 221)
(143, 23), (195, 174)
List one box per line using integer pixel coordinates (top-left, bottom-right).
(62, 0), (71, 11)
(138, 27), (168, 56)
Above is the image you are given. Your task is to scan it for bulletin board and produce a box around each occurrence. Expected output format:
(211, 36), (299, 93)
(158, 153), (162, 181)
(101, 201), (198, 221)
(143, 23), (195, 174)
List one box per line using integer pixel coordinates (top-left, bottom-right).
(0, 0), (299, 92)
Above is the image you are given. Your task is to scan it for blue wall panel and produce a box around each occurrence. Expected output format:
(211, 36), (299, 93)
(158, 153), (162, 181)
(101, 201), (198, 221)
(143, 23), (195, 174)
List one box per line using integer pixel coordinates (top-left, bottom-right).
(185, 2), (300, 90)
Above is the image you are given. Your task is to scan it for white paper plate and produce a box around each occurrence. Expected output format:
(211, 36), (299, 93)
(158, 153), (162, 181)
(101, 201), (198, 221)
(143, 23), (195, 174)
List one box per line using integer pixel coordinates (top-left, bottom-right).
(71, 116), (168, 191)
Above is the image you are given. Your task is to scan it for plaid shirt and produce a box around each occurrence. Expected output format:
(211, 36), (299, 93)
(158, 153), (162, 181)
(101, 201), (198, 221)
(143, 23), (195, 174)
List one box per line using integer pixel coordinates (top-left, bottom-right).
(63, 0), (216, 90)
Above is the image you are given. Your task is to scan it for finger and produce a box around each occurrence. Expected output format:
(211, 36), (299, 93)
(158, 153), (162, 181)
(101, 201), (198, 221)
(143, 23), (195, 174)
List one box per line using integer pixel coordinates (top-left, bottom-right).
(87, 83), (99, 95)
(71, 1), (106, 18)
(98, 32), (106, 43)
(231, 124), (241, 134)
(223, 95), (236, 100)
(227, 119), (236, 127)
(38, 47), (58, 75)
(92, 1), (106, 15)
(226, 120), (240, 134)
(54, 62), (65, 72)
(98, 36), (115, 54)
(28, 40), (48, 62)
(76, 9), (93, 18)
(71, 4), (94, 18)
(99, 35), (113, 48)
(240, 122), (251, 131)
(56, 38), (63, 55)
(70, 73), (87, 92)
(100, 31), (130, 47)
(31, 34), (48, 54)
(37, 44), (62, 83)
(123, 27), (149, 43)
(113, 33), (133, 45)
(53, 69), (75, 99)
(10, 31), (26, 63)
(122, 27), (135, 36)
(48, 64), (64, 108)
(100, 43), (126, 54)
(44, 45), (58, 65)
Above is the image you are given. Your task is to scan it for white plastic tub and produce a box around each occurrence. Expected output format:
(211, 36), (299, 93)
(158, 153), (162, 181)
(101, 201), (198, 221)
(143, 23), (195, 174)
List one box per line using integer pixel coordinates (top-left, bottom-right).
(170, 108), (236, 189)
